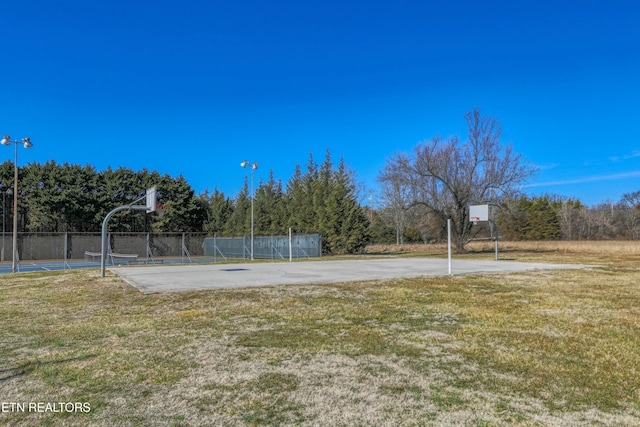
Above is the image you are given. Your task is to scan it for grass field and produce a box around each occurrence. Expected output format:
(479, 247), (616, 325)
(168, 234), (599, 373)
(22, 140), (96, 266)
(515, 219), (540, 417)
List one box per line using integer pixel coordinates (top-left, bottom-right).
(1, 241), (639, 426)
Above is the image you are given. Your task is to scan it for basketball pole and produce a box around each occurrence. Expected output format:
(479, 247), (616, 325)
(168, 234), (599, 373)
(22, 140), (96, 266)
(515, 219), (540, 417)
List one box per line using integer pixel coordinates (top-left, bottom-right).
(447, 219), (452, 275)
(101, 187), (156, 277)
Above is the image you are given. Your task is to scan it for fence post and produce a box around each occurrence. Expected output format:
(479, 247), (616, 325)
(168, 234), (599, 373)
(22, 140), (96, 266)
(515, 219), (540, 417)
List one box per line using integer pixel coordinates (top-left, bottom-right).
(63, 232), (68, 269)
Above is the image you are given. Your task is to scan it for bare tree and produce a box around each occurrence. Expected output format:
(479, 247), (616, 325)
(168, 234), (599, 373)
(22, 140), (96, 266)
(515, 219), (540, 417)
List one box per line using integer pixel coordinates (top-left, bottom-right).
(382, 108), (534, 252)
(378, 163), (412, 244)
(558, 199), (585, 240)
(620, 191), (640, 239)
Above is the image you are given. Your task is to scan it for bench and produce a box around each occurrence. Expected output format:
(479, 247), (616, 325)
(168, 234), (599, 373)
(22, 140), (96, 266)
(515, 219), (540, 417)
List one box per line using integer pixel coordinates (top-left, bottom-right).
(127, 258), (164, 265)
(84, 251), (139, 265)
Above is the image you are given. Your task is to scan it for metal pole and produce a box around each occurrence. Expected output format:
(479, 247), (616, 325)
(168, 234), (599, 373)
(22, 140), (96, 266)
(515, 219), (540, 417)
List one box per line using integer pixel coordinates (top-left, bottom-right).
(487, 204), (499, 261)
(146, 233), (151, 264)
(64, 232), (68, 269)
(101, 204), (147, 277)
(250, 168), (254, 260)
(289, 227), (292, 262)
(493, 219), (499, 261)
(447, 219), (452, 275)
(12, 142), (18, 273)
(181, 232), (185, 264)
(2, 188), (5, 262)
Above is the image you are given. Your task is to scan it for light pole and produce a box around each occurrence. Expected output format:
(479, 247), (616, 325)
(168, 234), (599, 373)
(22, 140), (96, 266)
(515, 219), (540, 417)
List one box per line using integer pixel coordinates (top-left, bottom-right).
(1, 183), (4, 262)
(0, 184), (7, 262)
(240, 160), (258, 260)
(1, 135), (33, 273)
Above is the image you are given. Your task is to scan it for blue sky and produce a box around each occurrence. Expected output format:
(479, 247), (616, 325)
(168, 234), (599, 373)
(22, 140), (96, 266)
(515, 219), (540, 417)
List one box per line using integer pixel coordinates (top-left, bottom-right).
(1, 0), (638, 207)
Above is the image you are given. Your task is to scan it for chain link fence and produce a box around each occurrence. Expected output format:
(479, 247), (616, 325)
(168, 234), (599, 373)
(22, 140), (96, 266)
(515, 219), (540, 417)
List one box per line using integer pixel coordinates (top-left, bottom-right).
(3, 232), (207, 264)
(202, 234), (321, 261)
(3, 232), (321, 265)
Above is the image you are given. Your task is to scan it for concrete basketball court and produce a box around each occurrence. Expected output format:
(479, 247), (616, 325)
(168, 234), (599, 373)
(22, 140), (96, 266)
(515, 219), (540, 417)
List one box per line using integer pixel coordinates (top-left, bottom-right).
(110, 257), (587, 294)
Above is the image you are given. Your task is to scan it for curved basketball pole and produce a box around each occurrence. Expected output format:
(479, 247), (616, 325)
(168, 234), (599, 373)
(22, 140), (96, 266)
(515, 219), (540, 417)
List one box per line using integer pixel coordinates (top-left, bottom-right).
(101, 187), (156, 277)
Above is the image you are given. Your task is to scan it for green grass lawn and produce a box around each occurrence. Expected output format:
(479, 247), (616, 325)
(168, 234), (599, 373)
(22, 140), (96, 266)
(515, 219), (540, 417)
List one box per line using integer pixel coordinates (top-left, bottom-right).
(1, 244), (639, 426)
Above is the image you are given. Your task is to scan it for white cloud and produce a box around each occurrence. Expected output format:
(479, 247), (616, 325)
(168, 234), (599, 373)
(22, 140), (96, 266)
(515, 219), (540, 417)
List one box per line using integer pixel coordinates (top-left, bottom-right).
(525, 170), (640, 188)
(585, 149), (640, 166)
(609, 151), (640, 163)
(534, 162), (560, 171)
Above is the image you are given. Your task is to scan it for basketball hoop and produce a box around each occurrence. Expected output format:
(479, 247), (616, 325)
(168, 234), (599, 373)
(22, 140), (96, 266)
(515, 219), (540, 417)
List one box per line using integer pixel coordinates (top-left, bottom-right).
(155, 205), (166, 217)
(469, 205), (489, 223)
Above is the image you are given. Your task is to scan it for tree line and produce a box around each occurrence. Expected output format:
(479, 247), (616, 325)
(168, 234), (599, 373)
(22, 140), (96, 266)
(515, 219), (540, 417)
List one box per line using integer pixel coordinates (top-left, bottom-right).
(0, 161), (208, 234)
(499, 193), (640, 241)
(372, 192), (640, 244)
(201, 150), (370, 254)
(0, 150), (370, 255)
(4, 109), (637, 255)
(375, 108), (640, 249)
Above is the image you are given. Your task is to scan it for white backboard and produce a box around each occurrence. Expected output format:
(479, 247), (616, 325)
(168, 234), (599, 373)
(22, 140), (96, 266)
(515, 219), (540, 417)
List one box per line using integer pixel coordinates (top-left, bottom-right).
(146, 186), (157, 212)
(469, 204), (489, 222)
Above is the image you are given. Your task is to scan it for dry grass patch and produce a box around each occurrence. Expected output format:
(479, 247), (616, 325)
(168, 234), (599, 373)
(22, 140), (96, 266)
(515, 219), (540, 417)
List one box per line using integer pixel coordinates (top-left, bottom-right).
(1, 243), (639, 426)
(367, 240), (640, 255)
(368, 240), (640, 267)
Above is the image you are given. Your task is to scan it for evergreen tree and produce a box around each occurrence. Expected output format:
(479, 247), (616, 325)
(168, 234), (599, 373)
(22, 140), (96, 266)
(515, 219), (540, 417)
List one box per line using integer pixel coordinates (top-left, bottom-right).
(525, 196), (561, 240)
(285, 164), (306, 232)
(22, 161), (61, 231)
(325, 158), (370, 253)
(285, 153), (320, 234)
(254, 170), (286, 235)
(203, 188), (234, 235)
(100, 167), (147, 231)
(4, 153), (371, 254)
(313, 150), (332, 249)
(225, 178), (251, 236)
(500, 195), (561, 240)
(152, 174), (208, 232)
(367, 209), (397, 244)
(23, 161), (103, 232)
(301, 152), (319, 232)
(285, 150), (370, 254)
